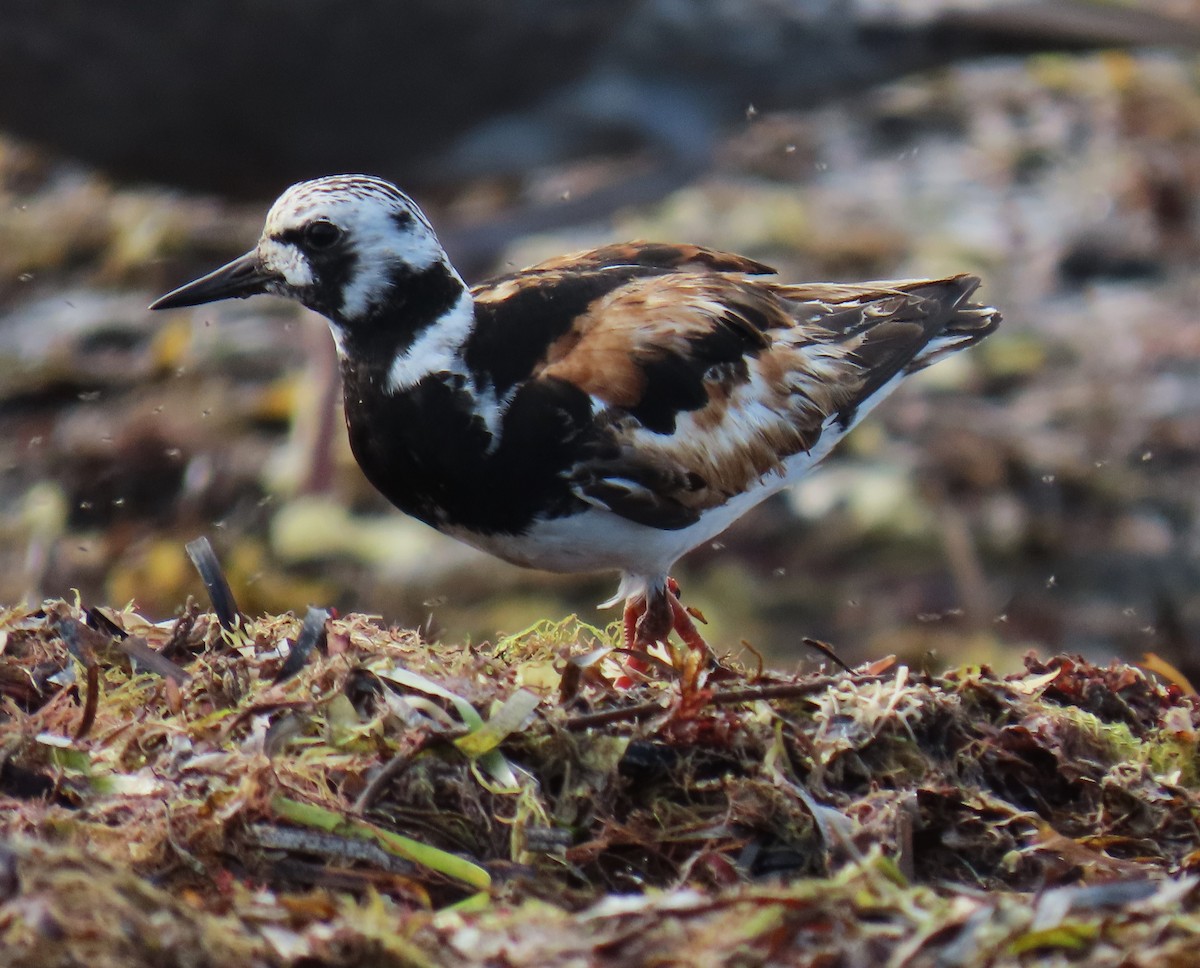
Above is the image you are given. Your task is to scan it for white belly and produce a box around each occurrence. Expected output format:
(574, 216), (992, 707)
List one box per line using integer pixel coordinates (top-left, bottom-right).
(454, 482), (772, 577)
(444, 409), (860, 581)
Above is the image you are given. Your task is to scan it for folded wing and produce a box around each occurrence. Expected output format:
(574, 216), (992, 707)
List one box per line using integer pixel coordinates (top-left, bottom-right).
(540, 270), (997, 530)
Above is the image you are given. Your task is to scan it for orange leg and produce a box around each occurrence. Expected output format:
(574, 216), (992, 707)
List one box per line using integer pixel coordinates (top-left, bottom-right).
(668, 585), (711, 657)
(621, 596), (652, 677)
(622, 596), (645, 650)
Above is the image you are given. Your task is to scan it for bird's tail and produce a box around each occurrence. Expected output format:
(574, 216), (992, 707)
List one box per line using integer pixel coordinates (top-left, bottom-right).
(907, 275), (1001, 373)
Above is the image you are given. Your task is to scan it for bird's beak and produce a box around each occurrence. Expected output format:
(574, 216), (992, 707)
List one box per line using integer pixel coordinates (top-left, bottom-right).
(150, 250), (274, 310)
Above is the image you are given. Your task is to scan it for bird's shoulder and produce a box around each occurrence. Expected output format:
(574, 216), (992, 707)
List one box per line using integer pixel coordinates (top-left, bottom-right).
(463, 241), (776, 395)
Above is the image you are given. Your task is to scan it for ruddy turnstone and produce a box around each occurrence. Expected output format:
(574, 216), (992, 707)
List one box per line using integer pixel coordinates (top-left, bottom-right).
(152, 174), (999, 670)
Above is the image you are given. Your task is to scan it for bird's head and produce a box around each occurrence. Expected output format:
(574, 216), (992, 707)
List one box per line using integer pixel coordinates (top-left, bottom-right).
(151, 175), (457, 327)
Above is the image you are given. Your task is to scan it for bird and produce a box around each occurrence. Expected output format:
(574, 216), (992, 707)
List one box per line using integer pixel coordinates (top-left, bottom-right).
(151, 174), (999, 674)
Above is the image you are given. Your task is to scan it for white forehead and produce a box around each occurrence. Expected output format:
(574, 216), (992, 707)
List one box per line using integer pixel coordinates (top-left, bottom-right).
(264, 175), (433, 234)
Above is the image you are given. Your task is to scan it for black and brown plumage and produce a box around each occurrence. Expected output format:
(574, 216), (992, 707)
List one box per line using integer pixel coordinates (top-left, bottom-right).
(152, 175), (1000, 674)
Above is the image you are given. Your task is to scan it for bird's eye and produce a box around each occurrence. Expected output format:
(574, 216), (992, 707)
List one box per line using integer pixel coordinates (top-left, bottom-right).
(304, 219), (342, 250)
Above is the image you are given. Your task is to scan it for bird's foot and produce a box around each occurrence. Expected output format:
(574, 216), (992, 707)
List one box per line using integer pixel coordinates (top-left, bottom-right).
(616, 578), (719, 687)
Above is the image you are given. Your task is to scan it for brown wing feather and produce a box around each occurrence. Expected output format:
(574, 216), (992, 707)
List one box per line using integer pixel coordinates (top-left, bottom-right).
(521, 241), (776, 276)
(472, 241), (776, 308)
(547, 272), (997, 529)
(536, 274), (778, 407)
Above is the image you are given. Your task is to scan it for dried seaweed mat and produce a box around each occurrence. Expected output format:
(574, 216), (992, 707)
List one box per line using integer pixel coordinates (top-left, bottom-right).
(2, 599), (1200, 967)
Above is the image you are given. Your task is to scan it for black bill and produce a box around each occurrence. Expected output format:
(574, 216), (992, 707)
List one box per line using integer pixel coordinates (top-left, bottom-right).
(150, 250), (272, 310)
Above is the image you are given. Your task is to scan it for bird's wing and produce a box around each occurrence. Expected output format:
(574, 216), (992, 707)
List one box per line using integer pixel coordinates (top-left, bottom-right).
(466, 241), (773, 396)
(516, 241), (776, 276)
(535, 271), (997, 530)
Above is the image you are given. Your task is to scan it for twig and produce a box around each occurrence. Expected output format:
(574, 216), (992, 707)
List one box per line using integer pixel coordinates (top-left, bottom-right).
(564, 700), (670, 731)
(706, 675), (888, 706)
(563, 673), (892, 731)
(244, 823), (416, 874)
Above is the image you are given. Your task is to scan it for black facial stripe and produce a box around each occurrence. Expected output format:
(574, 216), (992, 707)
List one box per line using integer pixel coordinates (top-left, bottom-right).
(385, 261), (464, 326)
(338, 261), (464, 360)
(314, 247), (359, 312)
(270, 228), (359, 318)
(276, 227), (307, 248)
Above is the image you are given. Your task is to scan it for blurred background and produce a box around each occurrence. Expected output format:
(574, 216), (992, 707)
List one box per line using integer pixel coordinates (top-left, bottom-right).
(3, 0), (1200, 677)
